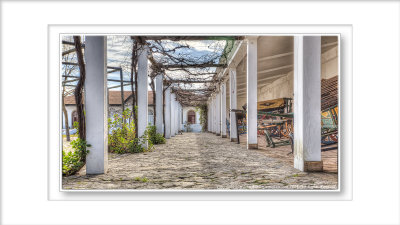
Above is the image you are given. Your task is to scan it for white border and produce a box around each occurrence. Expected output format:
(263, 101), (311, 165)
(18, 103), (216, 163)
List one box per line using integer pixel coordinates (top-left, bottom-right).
(49, 25), (352, 200)
(2, 1), (399, 224)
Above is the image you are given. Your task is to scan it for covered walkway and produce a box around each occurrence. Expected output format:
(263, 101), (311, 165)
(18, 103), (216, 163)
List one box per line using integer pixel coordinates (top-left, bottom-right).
(63, 133), (337, 190)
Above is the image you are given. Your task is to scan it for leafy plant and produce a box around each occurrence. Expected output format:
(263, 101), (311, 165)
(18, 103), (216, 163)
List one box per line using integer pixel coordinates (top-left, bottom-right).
(73, 121), (79, 134)
(62, 138), (90, 176)
(145, 125), (166, 144)
(108, 108), (153, 154)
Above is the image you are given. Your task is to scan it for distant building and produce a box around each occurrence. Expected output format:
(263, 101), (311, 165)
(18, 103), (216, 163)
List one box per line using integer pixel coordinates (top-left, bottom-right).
(63, 91), (155, 129)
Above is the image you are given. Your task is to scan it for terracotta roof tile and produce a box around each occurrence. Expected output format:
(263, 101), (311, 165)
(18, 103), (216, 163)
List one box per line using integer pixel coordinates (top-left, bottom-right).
(64, 91), (154, 105)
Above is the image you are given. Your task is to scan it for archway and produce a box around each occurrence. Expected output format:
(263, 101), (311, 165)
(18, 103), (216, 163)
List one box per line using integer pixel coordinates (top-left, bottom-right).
(187, 110), (196, 124)
(71, 110), (78, 127)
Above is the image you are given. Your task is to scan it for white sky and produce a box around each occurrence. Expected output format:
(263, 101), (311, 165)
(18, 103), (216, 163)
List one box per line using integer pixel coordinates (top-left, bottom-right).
(61, 35), (229, 92)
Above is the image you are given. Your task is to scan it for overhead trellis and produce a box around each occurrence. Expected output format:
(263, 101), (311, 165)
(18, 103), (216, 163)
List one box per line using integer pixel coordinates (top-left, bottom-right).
(61, 35), (243, 108)
(137, 35), (244, 106)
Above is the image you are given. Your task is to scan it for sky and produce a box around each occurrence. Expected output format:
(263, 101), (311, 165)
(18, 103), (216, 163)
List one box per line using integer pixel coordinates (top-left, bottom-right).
(61, 35), (229, 93)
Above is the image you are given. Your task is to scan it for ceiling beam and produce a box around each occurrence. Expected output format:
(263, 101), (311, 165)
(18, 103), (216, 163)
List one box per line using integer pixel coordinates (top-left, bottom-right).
(322, 41), (338, 48)
(258, 52), (293, 62)
(258, 64), (293, 74)
(237, 73), (286, 87)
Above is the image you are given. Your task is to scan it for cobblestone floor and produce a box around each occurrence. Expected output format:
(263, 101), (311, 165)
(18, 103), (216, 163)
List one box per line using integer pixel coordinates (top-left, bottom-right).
(62, 132), (338, 190)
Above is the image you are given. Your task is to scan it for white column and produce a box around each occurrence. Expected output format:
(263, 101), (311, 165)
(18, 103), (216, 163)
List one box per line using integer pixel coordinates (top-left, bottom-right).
(164, 87), (171, 139)
(174, 98), (178, 135)
(215, 91), (221, 136)
(84, 36), (108, 174)
(208, 99), (212, 132)
(221, 82), (227, 138)
(229, 68), (238, 142)
(137, 45), (149, 146)
(171, 93), (176, 137)
(177, 103), (180, 133)
(210, 98), (214, 133)
(155, 74), (163, 134)
(293, 36), (322, 172)
(212, 96), (216, 133)
(207, 101), (211, 132)
(247, 36), (258, 149)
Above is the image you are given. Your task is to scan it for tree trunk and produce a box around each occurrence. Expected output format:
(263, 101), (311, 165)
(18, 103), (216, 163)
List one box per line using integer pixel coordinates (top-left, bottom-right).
(130, 39), (138, 138)
(73, 36), (86, 141)
(62, 97), (70, 141)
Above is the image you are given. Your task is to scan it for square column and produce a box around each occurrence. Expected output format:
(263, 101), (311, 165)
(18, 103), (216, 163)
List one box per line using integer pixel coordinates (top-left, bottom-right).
(84, 36), (108, 174)
(164, 87), (171, 139)
(211, 97), (215, 133)
(215, 91), (221, 136)
(229, 68), (238, 142)
(247, 36), (258, 149)
(171, 93), (176, 137)
(137, 45), (149, 148)
(214, 96), (217, 133)
(174, 94), (178, 135)
(208, 101), (211, 132)
(293, 36), (323, 172)
(155, 74), (163, 134)
(178, 103), (181, 133)
(220, 82), (227, 138)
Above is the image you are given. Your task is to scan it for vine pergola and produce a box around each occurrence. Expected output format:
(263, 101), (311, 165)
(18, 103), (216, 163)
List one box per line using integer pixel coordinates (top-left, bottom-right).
(61, 35), (244, 139)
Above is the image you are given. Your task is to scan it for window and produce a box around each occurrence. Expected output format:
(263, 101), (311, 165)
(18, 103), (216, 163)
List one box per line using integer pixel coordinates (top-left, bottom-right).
(148, 109), (154, 125)
(71, 111), (78, 126)
(187, 110), (196, 124)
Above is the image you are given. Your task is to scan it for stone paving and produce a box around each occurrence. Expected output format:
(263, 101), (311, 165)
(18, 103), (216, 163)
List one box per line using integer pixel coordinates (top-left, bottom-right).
(62, 132), (338, 190)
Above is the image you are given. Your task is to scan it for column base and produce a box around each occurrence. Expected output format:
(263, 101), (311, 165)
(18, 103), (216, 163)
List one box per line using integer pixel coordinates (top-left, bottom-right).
(221, 135), (227, 138)
(230, 138), (237, 142)
(216, 133), (220, 136)
(304, 161), (323, 172)
(247, 144), (258, 149)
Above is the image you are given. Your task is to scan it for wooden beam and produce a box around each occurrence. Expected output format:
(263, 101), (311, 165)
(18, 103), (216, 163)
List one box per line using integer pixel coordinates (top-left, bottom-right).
(142, 36), (244, 41)
(322, 41), (338, 48)
(258, 52), (293, 62)
(62, 62), (122, 71)
(162, 63), (226, 69)
(258, 65), (293, 74)
(166, 79), (213, 84)
(62, 42), (85, 56)
(236, 73), (286, 87)
(62, 75), (130, 83)
(108, 83), (132, 89)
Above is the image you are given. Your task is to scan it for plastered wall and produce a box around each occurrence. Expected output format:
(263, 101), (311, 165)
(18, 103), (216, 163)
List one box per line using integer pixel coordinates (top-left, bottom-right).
(236, 45), (338, 108)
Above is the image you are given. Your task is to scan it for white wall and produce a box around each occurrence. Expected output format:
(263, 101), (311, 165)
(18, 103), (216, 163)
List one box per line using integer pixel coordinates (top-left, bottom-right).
(237, 44), (338, 106)
(321, 46), (338, 79)
(62, 105), (154, 129)
(62, 105), (76, 129)
(181, 106), (202, 132)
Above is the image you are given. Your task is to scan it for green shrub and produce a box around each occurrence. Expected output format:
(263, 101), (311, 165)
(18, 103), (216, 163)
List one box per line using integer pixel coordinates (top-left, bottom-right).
(73, 121), (79, 134)
(145, 125), (166, 144)
(62, 138), (89, 176)
(108, 108), (151, 153)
